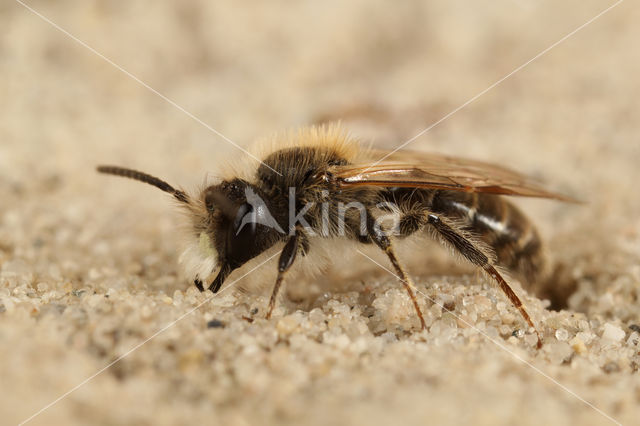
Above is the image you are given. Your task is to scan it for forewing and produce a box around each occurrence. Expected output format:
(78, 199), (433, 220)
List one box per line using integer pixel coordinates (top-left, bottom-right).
(330, 149), (577, 202)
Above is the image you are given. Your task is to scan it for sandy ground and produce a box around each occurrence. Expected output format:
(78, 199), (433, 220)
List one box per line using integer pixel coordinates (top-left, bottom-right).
(1, 1), (639, 425)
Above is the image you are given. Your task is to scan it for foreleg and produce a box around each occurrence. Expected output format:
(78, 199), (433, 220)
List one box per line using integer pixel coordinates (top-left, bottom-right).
(266, 227), (306, 319)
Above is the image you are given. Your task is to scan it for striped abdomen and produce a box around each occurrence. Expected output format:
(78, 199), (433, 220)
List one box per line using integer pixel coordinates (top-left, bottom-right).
(429, 191), (547, 284)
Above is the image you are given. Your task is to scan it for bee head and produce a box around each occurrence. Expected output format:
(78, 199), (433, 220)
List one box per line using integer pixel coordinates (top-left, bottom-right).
(97, 166), (284, 293)
(194, 180), (283, 292)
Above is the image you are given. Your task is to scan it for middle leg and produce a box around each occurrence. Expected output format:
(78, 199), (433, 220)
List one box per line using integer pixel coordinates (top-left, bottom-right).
(266, 226), (307, 319)
(366, 213), (427, 330)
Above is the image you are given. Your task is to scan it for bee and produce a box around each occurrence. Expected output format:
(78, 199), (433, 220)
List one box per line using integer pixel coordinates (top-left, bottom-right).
(98, 125), (576, 348)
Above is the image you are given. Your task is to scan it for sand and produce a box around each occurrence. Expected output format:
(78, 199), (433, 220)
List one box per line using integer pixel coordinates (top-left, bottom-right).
(1, 1), (639, 425)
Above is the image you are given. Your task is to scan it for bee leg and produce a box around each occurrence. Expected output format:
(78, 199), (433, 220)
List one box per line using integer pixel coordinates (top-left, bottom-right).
(367, 216), (427, 330)
(427, 213), (543, 348)
(194, 278), (204, 292)
(266, 228), (304, 320)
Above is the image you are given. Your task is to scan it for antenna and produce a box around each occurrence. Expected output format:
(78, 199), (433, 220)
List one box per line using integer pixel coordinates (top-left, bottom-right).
(97, 165), (189, 203)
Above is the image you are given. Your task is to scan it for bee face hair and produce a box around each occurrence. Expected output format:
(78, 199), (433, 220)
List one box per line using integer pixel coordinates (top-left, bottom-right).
(97, 165), (285, 293)
(96, 165), (222, 287)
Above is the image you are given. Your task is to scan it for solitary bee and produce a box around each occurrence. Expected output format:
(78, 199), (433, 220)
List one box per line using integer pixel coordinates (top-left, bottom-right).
(98, 125), (575, 348)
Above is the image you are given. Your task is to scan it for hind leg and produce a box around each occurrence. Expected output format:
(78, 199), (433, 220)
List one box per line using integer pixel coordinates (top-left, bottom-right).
(426, 213), (542, 348)
(379, 206), (542, 347)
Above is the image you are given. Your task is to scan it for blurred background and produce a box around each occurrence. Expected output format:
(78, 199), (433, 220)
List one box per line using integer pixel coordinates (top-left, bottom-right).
(1, 1), (639, 424)
(3, 1), (636, 189)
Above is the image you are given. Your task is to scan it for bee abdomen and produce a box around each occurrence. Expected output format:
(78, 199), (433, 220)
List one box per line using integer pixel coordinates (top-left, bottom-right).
(430, 191), (547, 284)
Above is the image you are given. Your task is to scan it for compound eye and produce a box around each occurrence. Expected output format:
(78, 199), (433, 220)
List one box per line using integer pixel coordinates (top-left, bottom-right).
(233, 203), (252, 232)
(226, 203), (258, 267)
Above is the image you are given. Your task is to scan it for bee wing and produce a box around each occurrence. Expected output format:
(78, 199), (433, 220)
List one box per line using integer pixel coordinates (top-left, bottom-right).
(331, 149), (578, 202)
